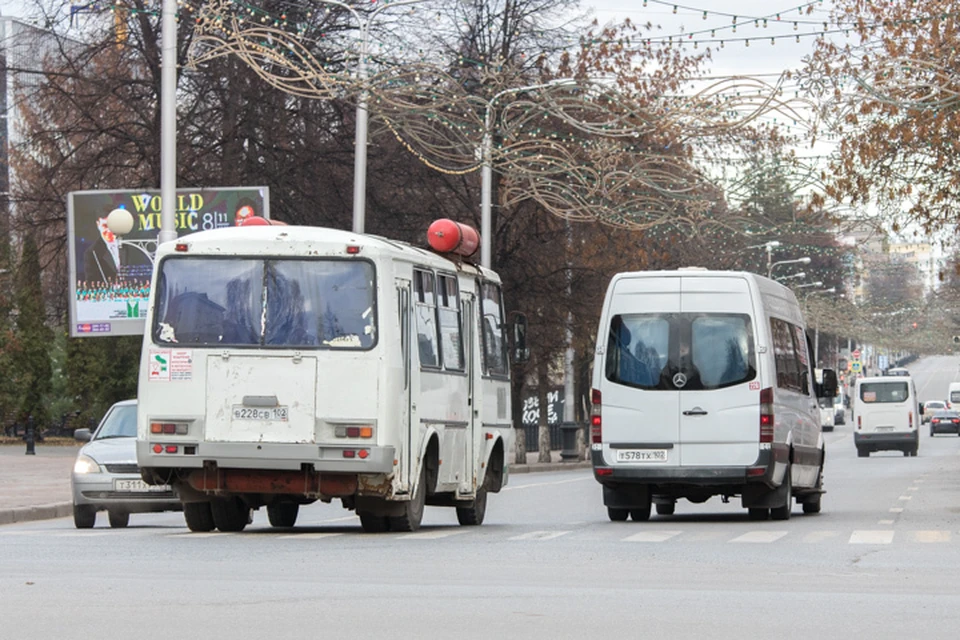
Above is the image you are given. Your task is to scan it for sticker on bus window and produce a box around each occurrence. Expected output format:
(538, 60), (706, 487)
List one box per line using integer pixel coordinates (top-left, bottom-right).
(863, 391), (877, 402)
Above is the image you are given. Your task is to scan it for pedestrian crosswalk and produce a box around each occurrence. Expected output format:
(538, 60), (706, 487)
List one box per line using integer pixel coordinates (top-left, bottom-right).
(4, 526), (960, 545)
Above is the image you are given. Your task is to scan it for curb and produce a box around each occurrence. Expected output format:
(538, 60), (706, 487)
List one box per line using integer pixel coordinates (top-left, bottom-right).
(0, 502), (72, 526)
(511, 460), (592, 474)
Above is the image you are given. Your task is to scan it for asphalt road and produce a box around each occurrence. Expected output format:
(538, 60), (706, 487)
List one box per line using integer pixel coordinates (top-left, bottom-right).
(3, 357), (960, 639)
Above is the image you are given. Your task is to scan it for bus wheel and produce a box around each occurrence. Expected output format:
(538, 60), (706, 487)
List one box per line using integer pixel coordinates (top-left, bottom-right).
(390, 466), (427, 532)
(183, 502), (215, 532)
(630, 504), (651, 522)
(456, 488), (487, 526)
(211, 497), (249, 532)
(655, 501), (676, 516)
(358, 511), (390, 533)
(267, 502), (299, 528)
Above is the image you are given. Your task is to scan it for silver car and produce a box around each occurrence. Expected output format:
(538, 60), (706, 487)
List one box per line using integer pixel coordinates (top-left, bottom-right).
(72, 399), (181, 528)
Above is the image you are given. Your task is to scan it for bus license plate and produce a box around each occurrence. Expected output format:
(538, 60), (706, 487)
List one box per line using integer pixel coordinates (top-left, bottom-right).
(114, 479), (170, 492)
(616, 449), (667, 463)
(232, 406), (289, 421)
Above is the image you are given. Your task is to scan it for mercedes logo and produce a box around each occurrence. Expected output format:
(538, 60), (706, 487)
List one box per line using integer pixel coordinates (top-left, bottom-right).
(673, 372), (688, 388)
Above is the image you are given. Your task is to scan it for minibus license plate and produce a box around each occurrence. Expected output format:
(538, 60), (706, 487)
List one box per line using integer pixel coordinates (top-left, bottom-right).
(617, 449), (667, 462)
(114, 479), (170, 492)
(232, 406), (289, 421)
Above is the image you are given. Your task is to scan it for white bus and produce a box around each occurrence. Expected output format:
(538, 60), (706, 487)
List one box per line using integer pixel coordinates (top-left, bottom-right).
(135, 222), (524, 533)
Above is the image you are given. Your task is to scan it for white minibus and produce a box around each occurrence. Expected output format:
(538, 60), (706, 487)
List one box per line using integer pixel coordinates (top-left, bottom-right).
(136, 222), (523, 533)
(590, 269), (837, 522)
(853, 376), (919, 457)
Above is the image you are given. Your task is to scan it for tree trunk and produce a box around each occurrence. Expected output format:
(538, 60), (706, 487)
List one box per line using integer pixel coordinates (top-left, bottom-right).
(537, 357), (552, 463)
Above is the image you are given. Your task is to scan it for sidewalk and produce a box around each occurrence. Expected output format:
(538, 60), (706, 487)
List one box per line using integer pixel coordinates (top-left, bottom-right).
(0, 444), (590, 526)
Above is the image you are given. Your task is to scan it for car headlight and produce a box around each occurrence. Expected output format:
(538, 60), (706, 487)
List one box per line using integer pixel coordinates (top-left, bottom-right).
(73, 454), (101, 474)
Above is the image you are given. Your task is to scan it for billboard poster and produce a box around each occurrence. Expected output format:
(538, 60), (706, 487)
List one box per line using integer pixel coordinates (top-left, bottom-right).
(67, 187), (270, 338)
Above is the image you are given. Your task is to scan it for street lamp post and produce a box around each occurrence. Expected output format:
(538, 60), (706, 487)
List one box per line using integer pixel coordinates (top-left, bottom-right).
(312, 0), (427, 234)
(769, 256), (811, 278)
(745, 240), (781, 278)
(481, 79), (575, 269)
(796, 281), (824, 289)
(159, 0), (178, 244)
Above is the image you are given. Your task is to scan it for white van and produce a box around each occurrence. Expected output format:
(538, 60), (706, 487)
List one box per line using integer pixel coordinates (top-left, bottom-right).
(853, 376), (919, 457)
(590, 270), (837, 522)
(948, 382), (960, 407)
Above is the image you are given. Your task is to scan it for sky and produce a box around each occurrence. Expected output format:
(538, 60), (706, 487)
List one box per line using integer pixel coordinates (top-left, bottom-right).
(586, 0), (834, 77)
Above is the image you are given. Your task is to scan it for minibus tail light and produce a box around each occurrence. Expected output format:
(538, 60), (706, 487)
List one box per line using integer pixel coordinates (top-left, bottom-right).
(759, 387), (774, 443)
(591, 388), (602, 444)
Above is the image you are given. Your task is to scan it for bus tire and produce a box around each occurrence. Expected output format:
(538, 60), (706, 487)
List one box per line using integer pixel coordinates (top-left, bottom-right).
(183, 502), (215, 532)
(456, 488), (487, 526)
(211, 497), (249, 532)
(267, 502), (299, 528)
(655, 501), (676, 516)
(358, 511), (390, 533)
(607, 507), (628, 522)
(390, 465), (427, 532)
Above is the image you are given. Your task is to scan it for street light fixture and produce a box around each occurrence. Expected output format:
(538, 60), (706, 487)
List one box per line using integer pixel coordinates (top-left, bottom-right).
(746, 240), (781, 278)
(481, 78), (576, 268)
(768, 256), (811, 278)
(778, 271), (807, 282)
(106, 208), (158, 266)
(796, 281), (824, 289)
(309, 0), (428, 234)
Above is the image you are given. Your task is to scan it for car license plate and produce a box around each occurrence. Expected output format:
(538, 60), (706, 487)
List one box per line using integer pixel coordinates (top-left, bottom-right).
(232, 406), (289, 421)
(616, 449), (667, 463)
(114, 479), (170, 492)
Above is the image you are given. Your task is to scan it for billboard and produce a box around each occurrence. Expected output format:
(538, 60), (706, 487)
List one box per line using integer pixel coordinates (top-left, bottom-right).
(67, 187), (270, 338)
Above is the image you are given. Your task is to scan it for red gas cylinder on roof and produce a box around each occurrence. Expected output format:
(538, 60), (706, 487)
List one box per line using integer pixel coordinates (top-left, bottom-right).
(427, 219), (480, 257)
(237, 216), (287, 227)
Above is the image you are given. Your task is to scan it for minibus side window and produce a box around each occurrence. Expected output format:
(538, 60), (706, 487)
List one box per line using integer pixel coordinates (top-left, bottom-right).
(480, 282), (507, 376)
(414, 270), (440, 368)
(437, 274), (464, 371)
(771, 318), (804, 393)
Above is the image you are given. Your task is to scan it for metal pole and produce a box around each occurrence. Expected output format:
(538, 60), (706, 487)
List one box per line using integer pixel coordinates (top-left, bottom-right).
(159, 0), (178, 244)
(352, 21), (369, 234)
(814, 320), (820, 367)
(766, 244), (773, 278)
(480, 110), (493, 269)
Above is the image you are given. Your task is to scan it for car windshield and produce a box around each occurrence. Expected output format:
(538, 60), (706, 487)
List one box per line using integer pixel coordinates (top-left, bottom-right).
(93, 404), (137, 440)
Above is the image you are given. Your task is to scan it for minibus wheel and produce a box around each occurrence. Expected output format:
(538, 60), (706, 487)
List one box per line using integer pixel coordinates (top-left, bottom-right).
(358, 511), (390, 533)
(389, 465), (426, 532)
(183, 502), (215, 532)
(630, 504), (651, 521)
(108, 509), (130, 528)
(655, 502), (676, 516)
(267, 502), (299, 528)
(456, 488), (487, 526)
(770, 467), (792, 521)
(607, 507), (628, 522)
(211, 496), (250, 532)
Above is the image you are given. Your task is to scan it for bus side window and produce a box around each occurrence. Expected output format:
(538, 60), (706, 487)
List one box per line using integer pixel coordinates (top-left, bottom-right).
(414, 270), (439, 368)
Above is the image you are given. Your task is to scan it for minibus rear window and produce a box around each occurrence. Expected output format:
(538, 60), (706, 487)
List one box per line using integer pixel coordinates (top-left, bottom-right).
(860, 382), (909, 403)
(606, 313), (756, 391)
(152, 257), (376, 349)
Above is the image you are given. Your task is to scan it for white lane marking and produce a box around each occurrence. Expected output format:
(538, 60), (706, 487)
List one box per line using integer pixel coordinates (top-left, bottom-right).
(899, 496), (913, 501)
(914, 479), (925, 483)
(889, 507), (904, 513)
(731, 531), (787, 543)
(802, 531), (840, 543)
(276, 533), (344, 540)
(849, 530), (894, 544)
(912, 530), (951, 543)
(623, 530), (682, 543)
(400, 530), (468, 540)
(908, 487), (919, 491)
(509, 530), (571, 541)
(501, 476), (592, 492)
(878, 519), (894, 525)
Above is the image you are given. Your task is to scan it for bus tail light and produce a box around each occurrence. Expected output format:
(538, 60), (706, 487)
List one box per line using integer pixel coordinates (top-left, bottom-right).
(335, 425), (374, 438)
(760, 387), (774, 443)
(591, 388), (602, 444)
(150, 422), (188, 435)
